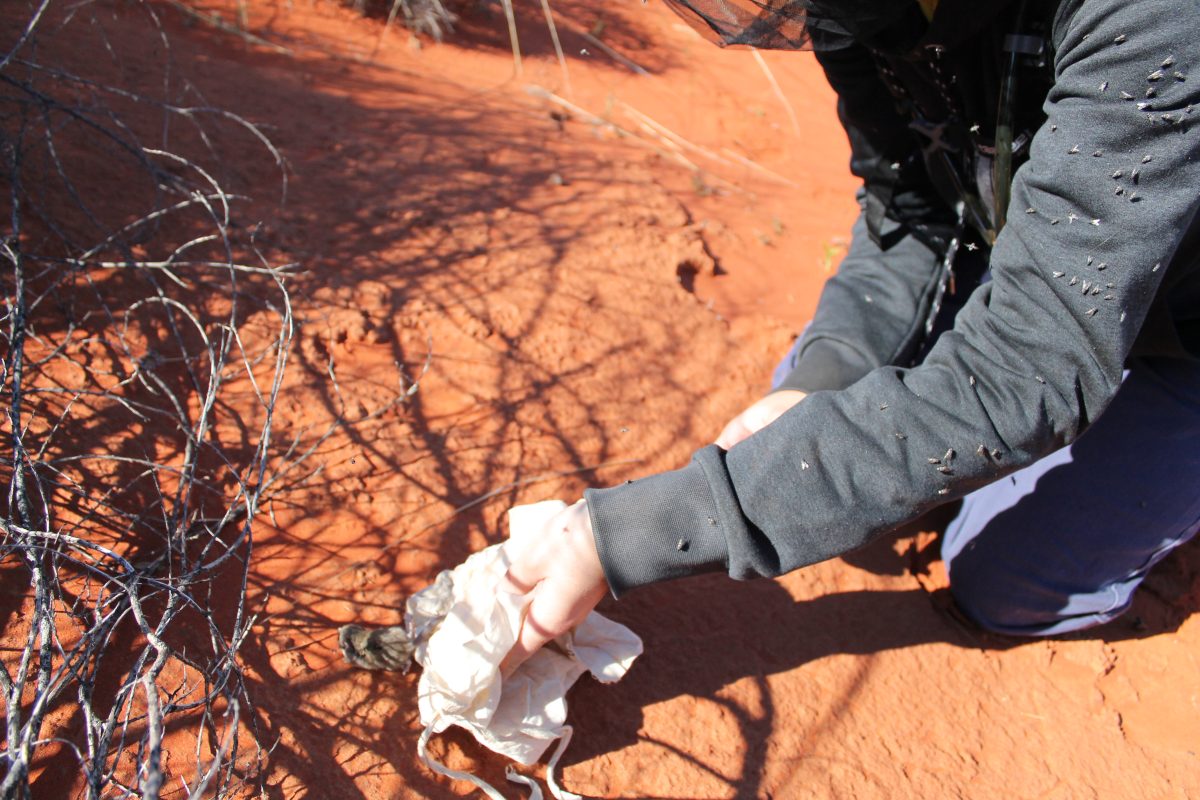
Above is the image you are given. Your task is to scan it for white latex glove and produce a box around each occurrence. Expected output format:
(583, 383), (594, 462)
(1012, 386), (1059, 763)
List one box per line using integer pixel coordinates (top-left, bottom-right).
(498, 500), (607, 676)
(714, 389), (807, 449)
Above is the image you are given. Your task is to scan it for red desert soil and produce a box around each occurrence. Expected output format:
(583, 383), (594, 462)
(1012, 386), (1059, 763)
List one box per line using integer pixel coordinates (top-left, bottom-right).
(16, 0), (1200, 797)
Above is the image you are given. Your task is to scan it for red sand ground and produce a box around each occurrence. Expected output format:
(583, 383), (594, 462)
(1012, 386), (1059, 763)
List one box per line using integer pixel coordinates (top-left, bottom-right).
(12, 0), (1200, 797)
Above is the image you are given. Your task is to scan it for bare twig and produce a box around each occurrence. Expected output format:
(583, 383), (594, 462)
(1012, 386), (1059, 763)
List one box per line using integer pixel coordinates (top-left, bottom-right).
(373, 0), (457, 51)
(0, 2), (313, 796)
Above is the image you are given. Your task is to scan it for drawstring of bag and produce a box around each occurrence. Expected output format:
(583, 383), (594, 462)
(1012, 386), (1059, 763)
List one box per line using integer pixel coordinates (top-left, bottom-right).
(418, 722), (583, 800)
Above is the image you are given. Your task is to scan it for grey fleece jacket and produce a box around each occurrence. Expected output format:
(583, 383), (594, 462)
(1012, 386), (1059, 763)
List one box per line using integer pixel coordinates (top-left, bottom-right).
(585, 0), (1200, 597)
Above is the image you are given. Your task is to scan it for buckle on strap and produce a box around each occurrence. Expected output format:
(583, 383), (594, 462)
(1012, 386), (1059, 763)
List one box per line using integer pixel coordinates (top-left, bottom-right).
(1004, 33), (1044, 56)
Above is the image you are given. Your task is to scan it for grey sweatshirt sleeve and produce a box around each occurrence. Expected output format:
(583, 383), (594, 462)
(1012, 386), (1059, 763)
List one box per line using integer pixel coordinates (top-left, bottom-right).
(774, 210), (945, 393)
(587, 0), (1200, 598)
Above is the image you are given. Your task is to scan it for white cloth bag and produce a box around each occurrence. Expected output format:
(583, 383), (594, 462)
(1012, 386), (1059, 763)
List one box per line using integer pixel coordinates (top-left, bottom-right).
(408, 500), (643, 799)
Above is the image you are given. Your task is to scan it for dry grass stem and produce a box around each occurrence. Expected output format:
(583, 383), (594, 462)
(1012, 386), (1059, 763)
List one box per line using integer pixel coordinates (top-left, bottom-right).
(618, 101), (738, 168)
(524, 87), (678, 163)
(162, 0), (294, 54)
(527, 86), (748, 194)
(579, 31), (650, 76)
(719, 146), (800, 187)
(539, 0), (573, 97)
(500, 0), (523, 76)
(751, 48), (802, 138)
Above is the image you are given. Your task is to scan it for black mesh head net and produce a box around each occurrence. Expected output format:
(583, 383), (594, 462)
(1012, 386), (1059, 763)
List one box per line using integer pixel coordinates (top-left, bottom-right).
(661, 0), (930, 51)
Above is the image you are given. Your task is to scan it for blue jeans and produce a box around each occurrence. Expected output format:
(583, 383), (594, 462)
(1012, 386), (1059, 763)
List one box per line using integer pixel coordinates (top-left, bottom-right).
(941, 358), (1200, 635)
(773, 337), (1200, 636)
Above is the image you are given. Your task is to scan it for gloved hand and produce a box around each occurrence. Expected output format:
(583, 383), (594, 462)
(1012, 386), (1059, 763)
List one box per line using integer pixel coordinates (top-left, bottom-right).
(714, 389), (807, 449)
(498, 499), (607, 676)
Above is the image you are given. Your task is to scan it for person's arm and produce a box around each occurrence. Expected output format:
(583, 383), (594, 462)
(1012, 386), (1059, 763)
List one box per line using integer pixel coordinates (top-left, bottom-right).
(588, 0), (1200, 597)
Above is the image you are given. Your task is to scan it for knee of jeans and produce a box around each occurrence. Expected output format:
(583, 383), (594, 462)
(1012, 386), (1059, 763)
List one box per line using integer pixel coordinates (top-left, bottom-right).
(946, 543), (1131, 637)
(946, 541), (1063, 635)
(947, 572), (1039, 635)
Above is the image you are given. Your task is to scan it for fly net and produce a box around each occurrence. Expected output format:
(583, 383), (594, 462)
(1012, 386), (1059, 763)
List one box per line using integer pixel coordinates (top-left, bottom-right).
(660, 0), (926, 50)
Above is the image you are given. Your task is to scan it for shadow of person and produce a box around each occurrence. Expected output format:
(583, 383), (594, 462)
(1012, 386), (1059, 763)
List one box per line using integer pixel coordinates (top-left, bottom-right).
(560, 525), (1200, 798)
(561, 576), (971, 779)
(835, 503), (960, 577)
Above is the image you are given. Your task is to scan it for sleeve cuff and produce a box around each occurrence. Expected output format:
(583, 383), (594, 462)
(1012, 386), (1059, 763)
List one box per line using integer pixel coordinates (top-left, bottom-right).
(585, 459), (729, 598)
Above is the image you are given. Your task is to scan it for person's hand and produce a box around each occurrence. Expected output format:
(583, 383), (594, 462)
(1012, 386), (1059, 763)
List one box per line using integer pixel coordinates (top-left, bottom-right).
(714, 389), (807, 449)
(498, 500), (607, 676)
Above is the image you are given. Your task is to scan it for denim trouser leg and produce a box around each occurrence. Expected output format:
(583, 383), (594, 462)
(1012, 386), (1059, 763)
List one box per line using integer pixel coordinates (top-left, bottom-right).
(941, 358), (1200, 636)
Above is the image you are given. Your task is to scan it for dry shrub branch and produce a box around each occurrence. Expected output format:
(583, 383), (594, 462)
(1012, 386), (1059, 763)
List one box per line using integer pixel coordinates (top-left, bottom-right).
(0, 1), (296, 796)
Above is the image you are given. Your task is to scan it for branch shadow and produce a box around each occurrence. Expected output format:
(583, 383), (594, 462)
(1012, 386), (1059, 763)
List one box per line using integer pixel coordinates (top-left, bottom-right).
(7, 1), (1199, 796)
(561, 524), (1200, 798)
(108, 5), (746, 798)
